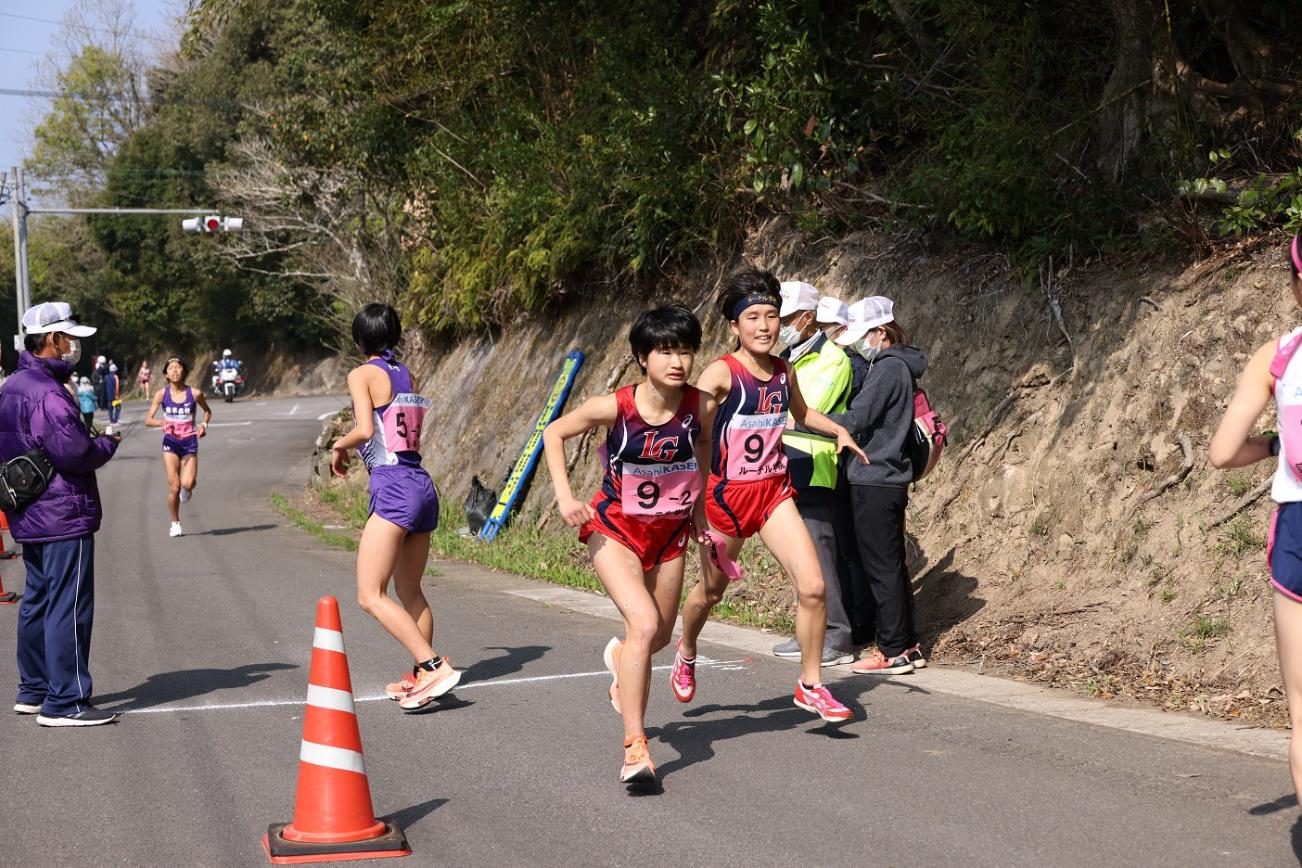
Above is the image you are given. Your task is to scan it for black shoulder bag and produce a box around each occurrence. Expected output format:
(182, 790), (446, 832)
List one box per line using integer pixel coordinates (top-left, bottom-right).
(0, 449), (55, 513)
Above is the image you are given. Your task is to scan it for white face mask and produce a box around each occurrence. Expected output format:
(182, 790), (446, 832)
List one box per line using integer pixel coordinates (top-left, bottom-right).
(778, 324), (804, 348)
(59, 336), (82, 366)
(854, 330), (883, 363)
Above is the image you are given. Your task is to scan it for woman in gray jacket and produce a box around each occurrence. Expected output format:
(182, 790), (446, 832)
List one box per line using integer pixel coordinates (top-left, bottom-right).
(831, 297), (927, 675)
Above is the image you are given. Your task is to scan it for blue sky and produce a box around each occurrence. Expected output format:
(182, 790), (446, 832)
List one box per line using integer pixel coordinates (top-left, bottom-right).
(0, 0), (183, 177)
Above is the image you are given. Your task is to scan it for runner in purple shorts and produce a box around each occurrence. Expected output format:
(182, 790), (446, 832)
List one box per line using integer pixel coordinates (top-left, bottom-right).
(144, 357), (211, 538)
(1211, 232), (1302, 807)
(330, 303), (461, 711)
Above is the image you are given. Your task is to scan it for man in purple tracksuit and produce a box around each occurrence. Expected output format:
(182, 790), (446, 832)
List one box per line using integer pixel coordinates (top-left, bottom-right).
(0, 302), (120, 726)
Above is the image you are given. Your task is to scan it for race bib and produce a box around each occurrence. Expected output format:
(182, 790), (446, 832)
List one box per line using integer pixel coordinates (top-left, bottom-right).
(621, 461), (701, 518)
(382, 394), (431, 452)
(724, 413), (787, 480)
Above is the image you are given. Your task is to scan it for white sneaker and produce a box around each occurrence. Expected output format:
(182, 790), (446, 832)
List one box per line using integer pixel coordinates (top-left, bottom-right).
(179, 487), (191, 503)
(169, 522), (183, 538)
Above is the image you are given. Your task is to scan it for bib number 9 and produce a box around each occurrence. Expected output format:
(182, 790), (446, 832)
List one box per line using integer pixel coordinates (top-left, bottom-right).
(743, 433), (764, 464)
(637, 480), (660, 510)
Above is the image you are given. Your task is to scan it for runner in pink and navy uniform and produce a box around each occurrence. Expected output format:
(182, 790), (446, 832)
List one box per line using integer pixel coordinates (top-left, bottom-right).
(144, 356), (212, 538)
(330, 303), (460, 712)
(1211, 232), (1302, 806)
(674, 268), (865, 724)
(543, 303), (707, 785)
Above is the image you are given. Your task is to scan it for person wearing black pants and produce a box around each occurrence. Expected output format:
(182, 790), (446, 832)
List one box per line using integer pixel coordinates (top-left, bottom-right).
(829, 296), (927, 675)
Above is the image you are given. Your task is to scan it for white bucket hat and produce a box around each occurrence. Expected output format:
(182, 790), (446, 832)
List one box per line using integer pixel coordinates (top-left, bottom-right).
(778, 281), (819, 317)
(815, 297), (849, 326)
(835, 296), (895, 346)
(21, 301), (97, 337)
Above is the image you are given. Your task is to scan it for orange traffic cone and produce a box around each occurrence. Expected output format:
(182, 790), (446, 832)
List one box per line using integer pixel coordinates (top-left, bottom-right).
(263, 597), (410, 864)
(0, 511), (18, 560)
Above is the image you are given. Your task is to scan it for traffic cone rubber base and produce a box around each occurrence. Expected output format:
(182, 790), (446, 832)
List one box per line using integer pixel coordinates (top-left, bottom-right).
(0, 591), (15, 605)
(263, 819), (410, 864)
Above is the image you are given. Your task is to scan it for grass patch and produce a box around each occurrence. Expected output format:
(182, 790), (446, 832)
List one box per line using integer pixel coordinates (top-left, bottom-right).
(1224, 474), (1252, 498)
(1220, 516), (1266, 558)
(270, 492), (359, 552)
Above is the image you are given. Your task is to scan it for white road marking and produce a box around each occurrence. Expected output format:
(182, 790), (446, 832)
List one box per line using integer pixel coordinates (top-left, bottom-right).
(207, 421), (252, 428)
(278, 403), (301, 416)
(317, 410), (338, 420)
(116, 659), (746, 716)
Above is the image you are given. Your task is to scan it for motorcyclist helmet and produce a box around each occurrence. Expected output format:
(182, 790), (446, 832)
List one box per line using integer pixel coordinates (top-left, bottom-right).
(222, 348), (233, 357)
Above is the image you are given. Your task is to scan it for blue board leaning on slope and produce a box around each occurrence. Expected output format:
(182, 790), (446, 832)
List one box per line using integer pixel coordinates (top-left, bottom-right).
(478, 351), (585, 541)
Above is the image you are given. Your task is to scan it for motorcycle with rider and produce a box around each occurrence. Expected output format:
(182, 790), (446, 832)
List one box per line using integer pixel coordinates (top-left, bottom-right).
(211, 348), (245, 402)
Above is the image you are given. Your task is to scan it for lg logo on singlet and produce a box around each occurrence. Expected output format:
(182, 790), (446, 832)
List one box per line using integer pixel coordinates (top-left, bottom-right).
(640, 433), (680, 461)
(756, 387), (783, 415)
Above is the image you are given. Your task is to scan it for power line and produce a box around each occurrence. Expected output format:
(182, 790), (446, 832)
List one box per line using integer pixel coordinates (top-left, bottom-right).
(0, 46), (46, 57)
(0, 86), (242, 111)
(0, 11), (178, 49)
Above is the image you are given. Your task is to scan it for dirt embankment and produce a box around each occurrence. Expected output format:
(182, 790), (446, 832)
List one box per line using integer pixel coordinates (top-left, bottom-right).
(396, 222), (1293, 726)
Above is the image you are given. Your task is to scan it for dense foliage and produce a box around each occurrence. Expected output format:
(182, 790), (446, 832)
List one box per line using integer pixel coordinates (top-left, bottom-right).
(16, 0), (1302, 352)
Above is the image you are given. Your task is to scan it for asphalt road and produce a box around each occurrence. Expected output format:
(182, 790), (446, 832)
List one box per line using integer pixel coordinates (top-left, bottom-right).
(0, 394), (1299, 867)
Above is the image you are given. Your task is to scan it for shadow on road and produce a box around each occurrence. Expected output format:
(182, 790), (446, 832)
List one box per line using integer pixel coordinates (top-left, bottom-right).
(652, 692), (864, 782)
(97, 662), (298, 711)
(1250, 793), (1298, 815)
(461, 645), (550, 684)
(386, 797), (447, 832)
(194, 524), (279, 537)
(1293, 817), (1302, 864)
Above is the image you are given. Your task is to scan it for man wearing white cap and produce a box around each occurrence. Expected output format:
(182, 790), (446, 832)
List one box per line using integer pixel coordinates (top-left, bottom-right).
(771, 281), (858, 665)
(0, 302), (121, 726)
(814, 296), (849, 343)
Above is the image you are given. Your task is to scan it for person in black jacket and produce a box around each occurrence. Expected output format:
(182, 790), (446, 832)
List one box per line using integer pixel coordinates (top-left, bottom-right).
(830, 297), (927, 675)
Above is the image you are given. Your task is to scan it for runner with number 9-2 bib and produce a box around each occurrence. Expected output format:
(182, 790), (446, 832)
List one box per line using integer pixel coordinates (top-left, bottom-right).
(543, 303), (709, 786)
(672, 268), (867, 725)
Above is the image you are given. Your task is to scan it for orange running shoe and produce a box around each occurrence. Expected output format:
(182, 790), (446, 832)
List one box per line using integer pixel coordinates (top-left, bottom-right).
(603, 637), (623, 714)
(620, 736), (655, 784)
(399, 657), (462, 710)
(384, 665), (419, 700)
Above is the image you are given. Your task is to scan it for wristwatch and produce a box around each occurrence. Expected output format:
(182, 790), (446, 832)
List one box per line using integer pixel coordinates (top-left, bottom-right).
(1271, 435), (1282, 457)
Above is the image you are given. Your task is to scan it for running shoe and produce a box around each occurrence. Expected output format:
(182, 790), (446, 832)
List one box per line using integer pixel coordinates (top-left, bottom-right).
(903, 644), (927, 669)
(385, 665), (419, 700)
(179, 487), (191, 503)
(793, 681), (854, 722)
(771, 638), (800, 658)
(620, 735), (656, 784)
(36, 706), (119, 727)
(670, 639), (696, 703)
(398, 657), (462, 710)
(851, 648), (914, 675)
(821, 646), (855, 667)
(603, 637), (623, 714)
(169, 522), (183, 538)
(14, 701), (41, 715)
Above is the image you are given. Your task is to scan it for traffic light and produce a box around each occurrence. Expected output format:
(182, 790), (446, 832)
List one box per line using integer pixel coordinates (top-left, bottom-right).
(181, 215), (244, 232)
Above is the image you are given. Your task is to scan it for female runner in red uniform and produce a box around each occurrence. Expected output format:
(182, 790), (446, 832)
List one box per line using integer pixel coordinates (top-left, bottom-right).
(544, 304), (708, 784)
(673, 268), (866, 722)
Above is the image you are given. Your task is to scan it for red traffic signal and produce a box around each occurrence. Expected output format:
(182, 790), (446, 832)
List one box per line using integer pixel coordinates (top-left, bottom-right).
(181, 215), (244, 233)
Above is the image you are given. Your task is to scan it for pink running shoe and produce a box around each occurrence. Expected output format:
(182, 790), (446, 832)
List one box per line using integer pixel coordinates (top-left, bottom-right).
(793, 681), (853, 722)
(670, 639), (696, 703)
(399, 657), (462, 710)
(604, 637), (623, 714)
(384, 666), (419, 700)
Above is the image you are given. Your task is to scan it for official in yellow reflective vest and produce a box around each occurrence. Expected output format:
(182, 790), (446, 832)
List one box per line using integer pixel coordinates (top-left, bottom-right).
(771, 281), (857, 661)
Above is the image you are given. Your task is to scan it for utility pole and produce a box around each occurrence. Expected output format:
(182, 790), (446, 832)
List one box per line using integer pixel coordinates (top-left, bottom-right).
(6, 166), (240, 353)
